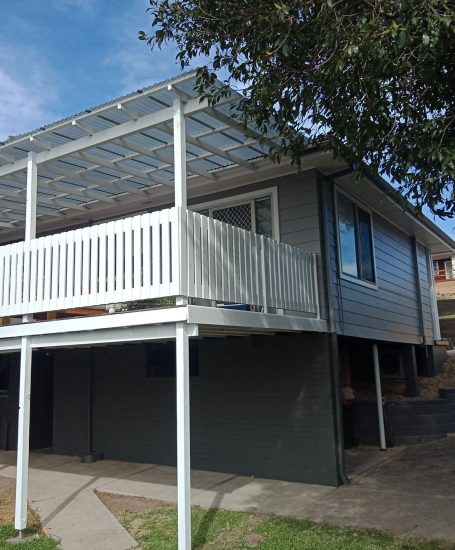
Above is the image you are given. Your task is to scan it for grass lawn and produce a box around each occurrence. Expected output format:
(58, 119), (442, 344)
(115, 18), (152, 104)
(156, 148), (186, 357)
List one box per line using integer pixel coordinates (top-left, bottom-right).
(0, 477), (58, 550)
(99, 493), (454, 550)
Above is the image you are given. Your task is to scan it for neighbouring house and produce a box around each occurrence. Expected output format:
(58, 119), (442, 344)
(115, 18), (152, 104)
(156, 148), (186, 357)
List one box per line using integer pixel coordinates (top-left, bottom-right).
(433, 255), (455, 296)
(0, 72), (454, 546)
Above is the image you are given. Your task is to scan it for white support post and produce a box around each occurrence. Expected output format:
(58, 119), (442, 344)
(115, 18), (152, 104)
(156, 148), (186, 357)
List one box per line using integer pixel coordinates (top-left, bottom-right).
(172, 95), (188, 306)
(372, 343), (387, 451)
(14, 336), (32, 531)
(25, 152), (37, 242)
(15, 152), (37, 533)
(176, 322), (191, 550)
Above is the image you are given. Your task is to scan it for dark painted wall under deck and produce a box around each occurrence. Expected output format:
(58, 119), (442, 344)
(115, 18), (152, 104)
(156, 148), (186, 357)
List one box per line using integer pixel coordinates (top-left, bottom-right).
(52, 333), (342, 486)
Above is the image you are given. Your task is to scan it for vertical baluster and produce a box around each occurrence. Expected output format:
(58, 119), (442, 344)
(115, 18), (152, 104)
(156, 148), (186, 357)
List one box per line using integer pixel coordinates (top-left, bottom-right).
(81, 227), (91, 306)
(8, 244), (17, 316)
(43, 236), (52, 313)
(50, 234), (60, 311)
(66, 232), (75, 309)
(15, 243), (24, 316)
(123, 217), (133, 302)
(141, 214), (151, 299)
(58, 233), (67, 309)
(201, 214), (209, 300)
(186, 211), (195, 298)
(133, 215), (142, 300)
(207, 217), (215, 301)
(106, 221), (116, 304)
(98, 224), (108, 305)
(89, 225), (99, 303)
(151, 211), (160, 297)
(160, 209), (170, 297)
(114, 219), (124, 302)
(193, 213), (202, 299)
(73, 230), (82, 307)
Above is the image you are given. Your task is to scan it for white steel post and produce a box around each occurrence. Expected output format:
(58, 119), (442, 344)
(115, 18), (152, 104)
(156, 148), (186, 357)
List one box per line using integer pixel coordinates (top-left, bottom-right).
(372, 343), (387, 450)
(15, 337), (32, 531)
(15, 151), (37, 532)
(172, 95), (188, 305)
(176, 322), (191, 550)
(25, 152), (37, 242)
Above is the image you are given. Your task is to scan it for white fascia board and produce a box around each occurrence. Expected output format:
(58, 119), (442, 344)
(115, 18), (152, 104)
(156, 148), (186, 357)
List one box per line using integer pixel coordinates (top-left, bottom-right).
(0, 338), (21, 352)
(0, 307), (189, 340)
(32, 323), (198, 349)
(0, 97), (210, 179)
(187, 305), (329, 333)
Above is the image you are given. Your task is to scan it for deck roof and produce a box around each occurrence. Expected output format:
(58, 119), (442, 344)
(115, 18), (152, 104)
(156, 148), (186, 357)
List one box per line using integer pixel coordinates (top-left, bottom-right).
(0, 71), (278, 236)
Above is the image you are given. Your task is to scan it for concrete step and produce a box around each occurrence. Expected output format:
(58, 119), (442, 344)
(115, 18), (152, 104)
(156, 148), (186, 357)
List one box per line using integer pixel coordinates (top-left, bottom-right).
(388, 413), (455, 427)
(390, 423), (455, 437)
(387, 401), (453, 415)
(391, 434), (448, 446)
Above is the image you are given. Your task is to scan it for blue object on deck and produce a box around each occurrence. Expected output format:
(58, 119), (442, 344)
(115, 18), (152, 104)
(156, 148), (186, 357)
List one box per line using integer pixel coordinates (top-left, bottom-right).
(216, 302), (250, 311)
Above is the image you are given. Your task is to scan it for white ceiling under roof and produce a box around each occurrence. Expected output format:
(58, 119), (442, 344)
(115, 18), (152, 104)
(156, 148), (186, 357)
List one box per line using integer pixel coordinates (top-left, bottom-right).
(0, 71), (277, 239)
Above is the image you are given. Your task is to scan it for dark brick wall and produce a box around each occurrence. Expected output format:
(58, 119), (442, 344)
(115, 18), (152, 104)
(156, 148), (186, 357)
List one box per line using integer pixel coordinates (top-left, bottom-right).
(0, 354), (19, 450)
(352, 392), (455, 447)
(53, 349), (90, 456)
(52, 333), (342, 486)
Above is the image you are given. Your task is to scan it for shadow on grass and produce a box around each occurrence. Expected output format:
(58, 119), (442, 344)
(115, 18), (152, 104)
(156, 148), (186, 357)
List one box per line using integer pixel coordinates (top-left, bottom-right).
(192, 492), (224, 548)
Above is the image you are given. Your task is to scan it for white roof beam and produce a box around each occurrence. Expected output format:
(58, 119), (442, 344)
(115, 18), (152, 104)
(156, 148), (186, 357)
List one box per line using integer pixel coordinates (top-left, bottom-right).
(117, 103), (142, 120)
(0, 198), (64, 217)
(116, 136), (217, 181)
(75, 151), (174, 187)
(0, 104), (178, 178)
(72, 120), (94, 136)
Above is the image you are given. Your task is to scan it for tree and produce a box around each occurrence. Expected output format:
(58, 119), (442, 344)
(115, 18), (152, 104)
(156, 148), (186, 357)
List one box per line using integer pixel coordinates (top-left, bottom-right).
(140, 1), (455, 217)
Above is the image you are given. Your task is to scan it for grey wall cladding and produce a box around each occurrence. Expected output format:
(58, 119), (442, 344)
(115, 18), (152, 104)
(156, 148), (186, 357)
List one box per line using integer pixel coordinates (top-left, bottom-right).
(326, 181), (433, 344)
(52, 332), (341, 486)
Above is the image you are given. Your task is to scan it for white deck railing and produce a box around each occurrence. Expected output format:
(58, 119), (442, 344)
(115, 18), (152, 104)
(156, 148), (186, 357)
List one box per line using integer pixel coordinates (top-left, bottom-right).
(0, 207), (319, 317)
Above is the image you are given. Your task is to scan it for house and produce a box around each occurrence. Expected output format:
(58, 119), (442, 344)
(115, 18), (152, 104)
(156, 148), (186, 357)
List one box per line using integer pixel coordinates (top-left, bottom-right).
(433, 255), (455, 296)
(0, 72), (454, 549)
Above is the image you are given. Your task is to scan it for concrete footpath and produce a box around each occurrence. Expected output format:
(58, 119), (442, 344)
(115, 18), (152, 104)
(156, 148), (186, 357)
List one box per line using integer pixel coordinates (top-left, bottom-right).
(0, 438), (454, 548)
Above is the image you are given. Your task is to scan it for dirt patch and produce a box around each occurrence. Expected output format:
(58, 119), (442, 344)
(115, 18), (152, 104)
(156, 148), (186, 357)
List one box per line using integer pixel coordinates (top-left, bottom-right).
(0, 476), (16, 525)
(355, 355), (455, 401)
(96, 490), (171, 516)
(0, 475), (41, 529)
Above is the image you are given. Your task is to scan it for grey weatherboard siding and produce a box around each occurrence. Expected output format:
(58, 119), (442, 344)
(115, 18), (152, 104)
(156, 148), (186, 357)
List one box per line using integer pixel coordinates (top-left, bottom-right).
(326, 180), (435, 344)
(53, 333), (341, 486)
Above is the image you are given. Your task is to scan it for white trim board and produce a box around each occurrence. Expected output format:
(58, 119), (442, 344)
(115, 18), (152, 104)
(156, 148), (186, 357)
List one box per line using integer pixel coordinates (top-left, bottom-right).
(0, 324), (199, 352)
(187, 305), (329, 332)
(0, 307), (189, 341)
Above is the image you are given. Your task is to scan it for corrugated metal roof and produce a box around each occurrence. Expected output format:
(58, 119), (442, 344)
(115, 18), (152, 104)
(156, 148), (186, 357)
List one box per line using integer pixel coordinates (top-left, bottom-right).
(0, 71), (275, 235)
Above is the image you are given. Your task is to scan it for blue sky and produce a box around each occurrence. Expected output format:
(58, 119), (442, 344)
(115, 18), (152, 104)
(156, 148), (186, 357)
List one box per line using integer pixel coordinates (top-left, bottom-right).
(0, 0), (453, 237)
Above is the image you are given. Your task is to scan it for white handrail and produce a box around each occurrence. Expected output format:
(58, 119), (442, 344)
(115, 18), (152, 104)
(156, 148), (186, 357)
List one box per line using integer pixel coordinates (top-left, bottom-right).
(0, 207), (319, 317)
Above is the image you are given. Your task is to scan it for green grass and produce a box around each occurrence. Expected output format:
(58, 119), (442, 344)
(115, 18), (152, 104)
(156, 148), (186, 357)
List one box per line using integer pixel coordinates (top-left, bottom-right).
(0, 524), (58, 549)
(120, 503), (454, 550)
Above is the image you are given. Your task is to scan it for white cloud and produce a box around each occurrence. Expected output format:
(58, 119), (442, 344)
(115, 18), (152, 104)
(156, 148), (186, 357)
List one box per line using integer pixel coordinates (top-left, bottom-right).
(0, 44), (59, 141)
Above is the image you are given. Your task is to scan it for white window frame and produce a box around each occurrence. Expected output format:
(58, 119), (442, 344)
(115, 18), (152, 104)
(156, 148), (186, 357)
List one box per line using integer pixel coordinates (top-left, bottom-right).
(191, 187), (280, 241)
(334, 187), (378, 290)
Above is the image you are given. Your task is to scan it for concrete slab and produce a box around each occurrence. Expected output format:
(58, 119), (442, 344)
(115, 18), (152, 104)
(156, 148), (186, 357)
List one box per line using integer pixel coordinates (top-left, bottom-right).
(0, 438), (454, 547)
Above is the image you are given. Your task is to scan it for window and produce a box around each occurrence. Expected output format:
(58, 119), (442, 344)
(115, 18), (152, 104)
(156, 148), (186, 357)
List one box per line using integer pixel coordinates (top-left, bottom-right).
(0, 358), (10, 396)
(198, 194), (274, 238)
(337, 192), (375, 283)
